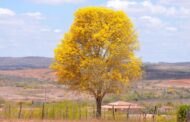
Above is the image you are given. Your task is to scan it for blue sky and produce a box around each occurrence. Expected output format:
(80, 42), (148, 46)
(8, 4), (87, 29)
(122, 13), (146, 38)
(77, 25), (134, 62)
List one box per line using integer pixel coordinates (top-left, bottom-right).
(0, 0), (190, 62)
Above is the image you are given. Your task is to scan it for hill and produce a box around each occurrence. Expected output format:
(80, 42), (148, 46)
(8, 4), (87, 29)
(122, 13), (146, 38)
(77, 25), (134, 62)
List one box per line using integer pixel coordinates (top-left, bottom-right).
(0, 57), (190, 102)
(0, 57), (52, 70)
(0, 57), (190, 80)
(144, 62), (190, 80)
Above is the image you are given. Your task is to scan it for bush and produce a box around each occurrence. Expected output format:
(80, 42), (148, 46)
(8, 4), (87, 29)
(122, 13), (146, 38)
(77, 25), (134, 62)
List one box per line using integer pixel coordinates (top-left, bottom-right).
(177, 105), (190, 122)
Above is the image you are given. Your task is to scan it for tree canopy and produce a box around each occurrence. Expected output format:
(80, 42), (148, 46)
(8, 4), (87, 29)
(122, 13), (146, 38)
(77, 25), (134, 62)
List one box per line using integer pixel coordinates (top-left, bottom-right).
(52, 7), (142, 117)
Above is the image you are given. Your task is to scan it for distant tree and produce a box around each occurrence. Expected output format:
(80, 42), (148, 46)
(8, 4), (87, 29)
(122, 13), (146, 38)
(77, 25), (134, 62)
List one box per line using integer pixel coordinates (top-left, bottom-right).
(52, 7), (142, 118)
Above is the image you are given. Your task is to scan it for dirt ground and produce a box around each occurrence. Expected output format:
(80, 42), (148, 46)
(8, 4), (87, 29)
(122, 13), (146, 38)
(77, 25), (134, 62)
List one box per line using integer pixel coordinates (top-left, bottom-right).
(0, 86), (91, 102)
(0, 68), (190, 103)
(0, 68), (92, 102)
(156, 79), (190, 88)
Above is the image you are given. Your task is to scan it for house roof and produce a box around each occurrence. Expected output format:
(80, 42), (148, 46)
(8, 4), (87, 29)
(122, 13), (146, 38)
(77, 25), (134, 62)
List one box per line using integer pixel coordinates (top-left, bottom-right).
(159, 106), (174, 109)
(108, 101), (138, 106)
(102, 101), (144, 109)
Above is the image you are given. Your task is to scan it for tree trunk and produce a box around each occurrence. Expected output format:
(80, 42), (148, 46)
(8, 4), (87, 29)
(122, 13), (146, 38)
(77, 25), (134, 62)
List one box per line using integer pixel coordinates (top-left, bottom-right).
(96, 97), (102, 118)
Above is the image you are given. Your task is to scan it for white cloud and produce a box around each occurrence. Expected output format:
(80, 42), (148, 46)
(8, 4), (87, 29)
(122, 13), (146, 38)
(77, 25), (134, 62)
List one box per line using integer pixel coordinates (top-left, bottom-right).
(40, 28), (51, 32)
(165, 27), (178, 31)
(139, 16), (178, 32)
(28, 0), (85, 5)
(159, 0), (190, 7)
(107, 0), (137, 10)
(140, 16), (163, 28)
(141, 1), (177, 16)
(23, 12), (45, 20)
(106, 0), (190, 17)
(106, 0), (183, 33)
(179, 7), (190, 17)
(107, 0), (145, 15)
(54, 29), (62, 33)
(0, 8), (62, 57)
(0, 8), (16, 16)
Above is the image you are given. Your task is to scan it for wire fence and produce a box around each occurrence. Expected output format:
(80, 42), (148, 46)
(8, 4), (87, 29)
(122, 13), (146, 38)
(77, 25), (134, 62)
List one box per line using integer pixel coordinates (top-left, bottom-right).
(0, 101), (176, 122)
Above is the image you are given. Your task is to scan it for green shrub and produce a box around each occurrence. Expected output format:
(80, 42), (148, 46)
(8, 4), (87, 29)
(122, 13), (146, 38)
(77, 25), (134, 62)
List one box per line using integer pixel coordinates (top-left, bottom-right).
(177, 105), (190, 122)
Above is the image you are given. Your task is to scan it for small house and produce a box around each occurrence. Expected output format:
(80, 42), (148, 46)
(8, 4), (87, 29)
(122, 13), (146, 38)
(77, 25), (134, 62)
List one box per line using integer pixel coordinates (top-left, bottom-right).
(102, 101), (144, 114)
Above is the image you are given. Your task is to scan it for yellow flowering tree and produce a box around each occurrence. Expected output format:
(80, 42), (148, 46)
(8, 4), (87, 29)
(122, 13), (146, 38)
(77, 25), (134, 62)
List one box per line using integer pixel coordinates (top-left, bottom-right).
(52, 7), (142, 118)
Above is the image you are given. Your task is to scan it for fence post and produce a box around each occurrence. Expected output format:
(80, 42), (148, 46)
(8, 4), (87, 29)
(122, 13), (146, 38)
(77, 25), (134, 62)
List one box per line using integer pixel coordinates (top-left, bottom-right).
(61, 108), (64, 120)
(2, 105), (6, 119)
(152, 106), (157, 122)
(65, 105), (68, 119)
(78, 105), (81, 120)
(93, 105), (95, 118)
(112, 106), (115, 120)
(29, 105), (33, 119)
(52, 104), (55, 119)
(85, 106), (88, 120)
(18, 102), (23, 119)
(72, 104), (75, 120)
(8, 104), (11, 118)
(127, 105), (131, 119)
(41, 102), (45, 120)
(144, 112), (147, 122)
(103, 108), (105, 120)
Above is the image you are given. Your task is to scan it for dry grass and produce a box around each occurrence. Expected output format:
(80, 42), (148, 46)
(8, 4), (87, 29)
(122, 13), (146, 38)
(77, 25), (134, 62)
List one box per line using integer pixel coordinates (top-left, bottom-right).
(0, 119), (149, 122)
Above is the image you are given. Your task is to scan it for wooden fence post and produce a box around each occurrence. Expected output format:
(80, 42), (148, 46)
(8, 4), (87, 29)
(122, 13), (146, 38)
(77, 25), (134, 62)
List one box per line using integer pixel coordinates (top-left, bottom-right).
(41, 102), (45, 120)
(2, 105), (6, 119)
(112, 106), (115, 120)
(93, 105), (95, 118)
(152, 106), (157, 122)
(8, 104), (11, 118)
(85, 107), (88, 120)
(72, 104), (75, 119)
(29, 106), (34, 119)
(65, 105), (68, 119)
(18, 102), (23, 119)
(143, 110), (147, 122)
(52, 104), (55, 119)
(78, 105), (81, 120)
(61, 108), (64, 120)
(127, 105), (131, 119)
(103, 109), (105, 119)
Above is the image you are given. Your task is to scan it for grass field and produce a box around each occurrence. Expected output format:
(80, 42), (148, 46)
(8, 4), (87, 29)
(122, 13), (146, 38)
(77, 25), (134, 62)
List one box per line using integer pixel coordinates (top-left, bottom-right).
(0, 120), (155, 122)
(0, 117), (176, 122)
(0, 100), (177, 122)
